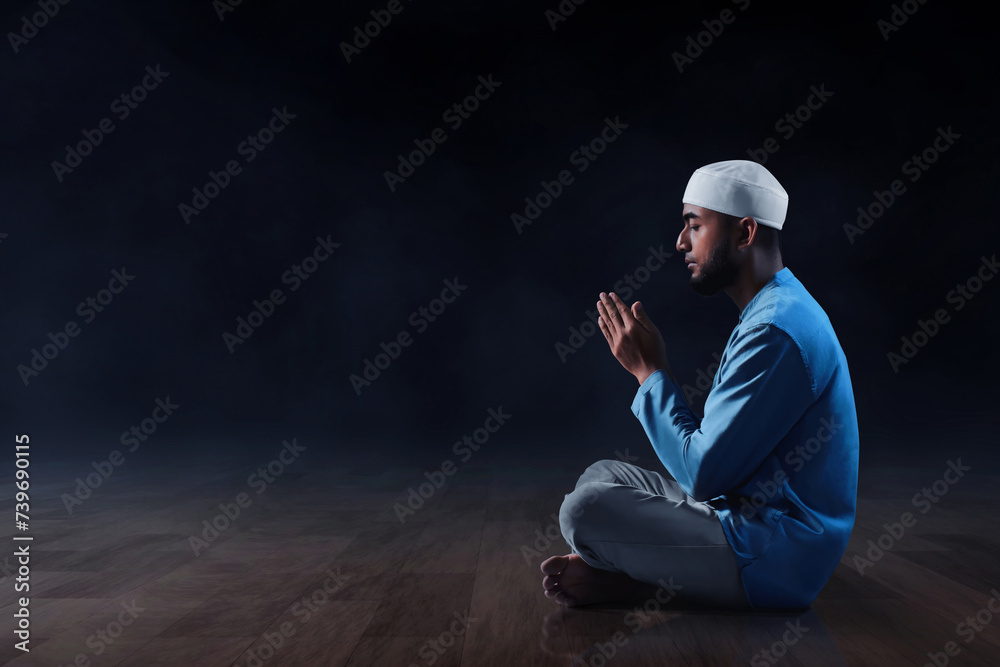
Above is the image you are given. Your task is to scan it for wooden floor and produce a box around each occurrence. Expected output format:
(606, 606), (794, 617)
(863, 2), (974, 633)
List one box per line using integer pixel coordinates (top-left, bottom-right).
(2, 442), (999, 666)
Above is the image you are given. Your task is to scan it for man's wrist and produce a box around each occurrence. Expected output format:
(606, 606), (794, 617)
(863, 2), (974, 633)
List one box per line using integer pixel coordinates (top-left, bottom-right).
(635, 367), (665, 386)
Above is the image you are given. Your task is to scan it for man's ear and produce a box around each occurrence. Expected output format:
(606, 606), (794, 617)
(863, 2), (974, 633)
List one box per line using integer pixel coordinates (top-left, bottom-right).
(737, 216), (758, 249)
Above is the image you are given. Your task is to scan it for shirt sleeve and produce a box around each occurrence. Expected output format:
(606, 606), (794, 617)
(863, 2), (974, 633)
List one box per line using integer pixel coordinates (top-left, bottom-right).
(630, 323), (815, 502)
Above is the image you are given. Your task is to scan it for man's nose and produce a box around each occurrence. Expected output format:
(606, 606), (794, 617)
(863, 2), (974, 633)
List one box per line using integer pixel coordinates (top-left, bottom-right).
(676, 230), (689, 253)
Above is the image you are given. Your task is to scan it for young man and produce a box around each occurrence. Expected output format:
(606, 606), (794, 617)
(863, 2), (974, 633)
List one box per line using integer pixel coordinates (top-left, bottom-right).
(541, 160), (859, 611)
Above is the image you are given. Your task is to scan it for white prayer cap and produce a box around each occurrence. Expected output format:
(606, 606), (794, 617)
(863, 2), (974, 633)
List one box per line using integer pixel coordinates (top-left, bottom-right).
(682, 160), (788, 230)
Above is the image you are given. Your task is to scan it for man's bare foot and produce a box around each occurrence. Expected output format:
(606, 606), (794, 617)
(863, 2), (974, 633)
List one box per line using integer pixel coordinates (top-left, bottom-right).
(540, 554), (655, 607)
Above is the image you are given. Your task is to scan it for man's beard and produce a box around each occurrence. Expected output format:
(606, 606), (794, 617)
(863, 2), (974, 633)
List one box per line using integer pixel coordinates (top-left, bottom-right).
(690, 237), (740, 296)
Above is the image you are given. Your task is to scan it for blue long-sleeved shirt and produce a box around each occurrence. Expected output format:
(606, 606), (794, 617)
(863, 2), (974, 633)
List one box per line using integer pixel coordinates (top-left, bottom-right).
(631, 267), (859, 610)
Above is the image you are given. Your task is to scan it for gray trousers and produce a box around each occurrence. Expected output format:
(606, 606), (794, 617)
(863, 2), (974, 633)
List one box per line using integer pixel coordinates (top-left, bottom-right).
(559, 459), (752, 610)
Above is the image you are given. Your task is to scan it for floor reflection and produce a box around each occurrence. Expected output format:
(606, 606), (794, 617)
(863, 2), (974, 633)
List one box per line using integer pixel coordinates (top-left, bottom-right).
(540, 598), (848, 666)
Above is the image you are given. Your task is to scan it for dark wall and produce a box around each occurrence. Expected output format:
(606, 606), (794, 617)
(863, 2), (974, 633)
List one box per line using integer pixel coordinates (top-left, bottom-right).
(2, 0), (997, 465)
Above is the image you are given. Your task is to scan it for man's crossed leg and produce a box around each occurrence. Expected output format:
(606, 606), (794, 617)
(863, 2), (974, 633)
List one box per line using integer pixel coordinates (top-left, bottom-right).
(541, 458), (751, 610)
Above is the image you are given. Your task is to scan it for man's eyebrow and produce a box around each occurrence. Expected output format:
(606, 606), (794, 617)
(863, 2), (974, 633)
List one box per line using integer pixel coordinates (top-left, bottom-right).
(682, 212), (700, 222)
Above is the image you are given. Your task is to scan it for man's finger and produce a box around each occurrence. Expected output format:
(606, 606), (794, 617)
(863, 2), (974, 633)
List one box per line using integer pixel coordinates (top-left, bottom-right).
(597, 315), (613, 345)
(600, 292), (625, 331)
(610, 292), (634, 326)
(596, 298), (618, 336)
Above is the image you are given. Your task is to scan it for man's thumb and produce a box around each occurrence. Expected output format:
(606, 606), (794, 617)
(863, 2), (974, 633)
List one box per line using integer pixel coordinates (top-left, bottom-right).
(633, 301), (655, 331)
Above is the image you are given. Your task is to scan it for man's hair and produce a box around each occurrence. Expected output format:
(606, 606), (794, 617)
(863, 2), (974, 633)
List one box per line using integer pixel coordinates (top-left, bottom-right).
(721, 213), (782, 256)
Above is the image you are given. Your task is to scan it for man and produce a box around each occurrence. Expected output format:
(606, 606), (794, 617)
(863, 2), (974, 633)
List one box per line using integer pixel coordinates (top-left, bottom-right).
(541, 160), (859, 611)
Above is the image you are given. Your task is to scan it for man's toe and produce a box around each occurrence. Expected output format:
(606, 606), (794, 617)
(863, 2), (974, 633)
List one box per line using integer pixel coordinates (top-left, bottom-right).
(540, 554), (568, 575)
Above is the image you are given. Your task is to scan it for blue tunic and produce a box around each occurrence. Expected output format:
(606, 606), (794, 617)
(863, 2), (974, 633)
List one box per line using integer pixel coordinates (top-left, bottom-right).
(630, 267), (859, 610)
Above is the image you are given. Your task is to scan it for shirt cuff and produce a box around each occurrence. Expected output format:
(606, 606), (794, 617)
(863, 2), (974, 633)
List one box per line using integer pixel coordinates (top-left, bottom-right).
(631, 369), (668, 415)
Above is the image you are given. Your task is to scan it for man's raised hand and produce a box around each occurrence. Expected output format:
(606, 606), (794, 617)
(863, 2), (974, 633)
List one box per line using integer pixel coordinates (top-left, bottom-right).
(596, 292), (670, 386)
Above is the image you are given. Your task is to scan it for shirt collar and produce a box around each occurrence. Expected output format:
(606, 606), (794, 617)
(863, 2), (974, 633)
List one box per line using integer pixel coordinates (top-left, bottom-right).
(738, 267), (791, 323)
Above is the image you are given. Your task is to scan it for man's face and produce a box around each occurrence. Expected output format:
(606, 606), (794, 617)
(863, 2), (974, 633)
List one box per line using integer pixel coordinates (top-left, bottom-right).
(676, 204), (740, 296)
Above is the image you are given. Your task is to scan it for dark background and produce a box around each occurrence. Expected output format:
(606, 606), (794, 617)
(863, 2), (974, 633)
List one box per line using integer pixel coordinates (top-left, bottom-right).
(2, 0), (997, 472)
